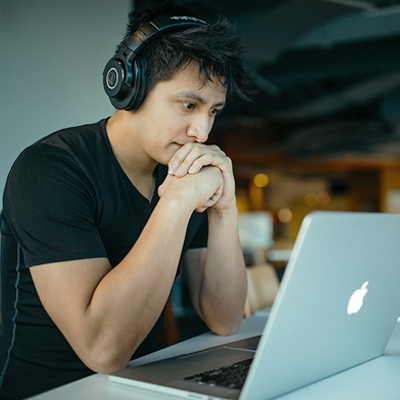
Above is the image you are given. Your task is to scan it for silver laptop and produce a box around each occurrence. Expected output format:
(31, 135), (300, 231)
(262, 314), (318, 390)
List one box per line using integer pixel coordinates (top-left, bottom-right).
(109, 211), (400, 400)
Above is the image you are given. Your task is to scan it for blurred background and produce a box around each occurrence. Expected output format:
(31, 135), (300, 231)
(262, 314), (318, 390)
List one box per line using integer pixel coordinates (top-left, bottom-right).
(1, 0), (400, 341)
(3, 0), (400, 244)
(157, 0), (400, 248)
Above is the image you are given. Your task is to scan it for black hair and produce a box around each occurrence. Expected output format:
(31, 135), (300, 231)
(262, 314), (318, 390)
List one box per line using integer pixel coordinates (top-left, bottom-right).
(116, 1), (253, 106)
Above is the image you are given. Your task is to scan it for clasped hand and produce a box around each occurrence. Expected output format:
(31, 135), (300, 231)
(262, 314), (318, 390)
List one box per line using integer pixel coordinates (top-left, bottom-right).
(158, 143), (236, 213)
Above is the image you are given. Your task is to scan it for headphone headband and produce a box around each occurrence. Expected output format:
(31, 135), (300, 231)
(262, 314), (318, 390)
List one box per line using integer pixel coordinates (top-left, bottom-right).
(127, 16), (207, 52)
(103, 15), (208, 111)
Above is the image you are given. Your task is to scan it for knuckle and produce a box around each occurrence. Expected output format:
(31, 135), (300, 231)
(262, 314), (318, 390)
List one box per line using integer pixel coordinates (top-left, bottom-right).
(192, 146), (203, 156)
(211, 144), (225, 155)
(184, 142), (197, 151)
(181, 159), (192, 168)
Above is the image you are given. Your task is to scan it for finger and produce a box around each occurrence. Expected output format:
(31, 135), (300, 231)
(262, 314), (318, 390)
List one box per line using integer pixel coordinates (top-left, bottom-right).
(169, 144), (224, 177)
(195, 199), (216, 213)
(173, 147), (204, 177)
(195, 196), (219, 213)
(195, 181), (223, 212)
(157, 174), (173, 197)
(168, 144), (199, 175)
(188, 153), (227, 175)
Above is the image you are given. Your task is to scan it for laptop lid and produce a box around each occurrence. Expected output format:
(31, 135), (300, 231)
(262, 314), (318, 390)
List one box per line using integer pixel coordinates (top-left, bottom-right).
(109, 211), (400, 400)
(241, 211), (400, 399)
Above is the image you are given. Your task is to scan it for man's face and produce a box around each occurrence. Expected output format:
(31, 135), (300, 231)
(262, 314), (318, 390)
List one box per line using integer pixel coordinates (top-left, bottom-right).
(132, 63), (227, 166)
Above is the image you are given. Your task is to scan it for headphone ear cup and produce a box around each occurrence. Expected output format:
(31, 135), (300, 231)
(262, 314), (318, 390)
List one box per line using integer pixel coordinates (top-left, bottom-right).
(103, 54), (143, 111)
(103, 58), (127, 100)
(126, 58), (146, 111)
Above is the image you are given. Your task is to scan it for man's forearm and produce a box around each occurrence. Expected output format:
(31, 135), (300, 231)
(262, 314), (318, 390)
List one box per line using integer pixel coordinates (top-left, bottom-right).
(199, 206), (247, 335)
(87, 195), (194, 365)
(31, 193), (194, 374)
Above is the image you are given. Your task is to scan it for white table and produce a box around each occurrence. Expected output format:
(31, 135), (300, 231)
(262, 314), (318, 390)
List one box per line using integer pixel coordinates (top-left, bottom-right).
(29, 314), (400, 400)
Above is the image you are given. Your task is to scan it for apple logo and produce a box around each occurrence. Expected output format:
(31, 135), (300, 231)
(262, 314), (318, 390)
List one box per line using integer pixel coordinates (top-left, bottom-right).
(347, 281), (369, 315)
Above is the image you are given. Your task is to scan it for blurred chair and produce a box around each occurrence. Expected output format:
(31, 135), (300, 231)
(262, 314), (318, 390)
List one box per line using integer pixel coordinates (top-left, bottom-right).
(156, 295), (180, 348)
(244, 264), (280, 318)
(238, 211), (273, 266)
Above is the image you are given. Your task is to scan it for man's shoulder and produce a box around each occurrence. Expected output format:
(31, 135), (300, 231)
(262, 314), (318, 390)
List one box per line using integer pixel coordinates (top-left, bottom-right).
(33, 119), (106, 151)
(7, 119), (109, 185)
(16, 120), (107, 165)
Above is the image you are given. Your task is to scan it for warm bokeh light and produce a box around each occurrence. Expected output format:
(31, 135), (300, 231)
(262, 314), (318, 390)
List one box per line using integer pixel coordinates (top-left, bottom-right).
(236, 196), (250, 212)
(318, 191), (330, 205)
(304, 192), (318, 207)
(253, 173), (269, 188)
(277, 208), (293, 223)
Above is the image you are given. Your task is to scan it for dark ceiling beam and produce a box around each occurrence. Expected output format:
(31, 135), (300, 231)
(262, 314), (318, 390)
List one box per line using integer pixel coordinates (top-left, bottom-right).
(240, 0), (357, 64)
(242, 34), (400, 120)
(322, 0), (400, 10)
(267, 71), (400, 120)
(260, 35), (400, 83)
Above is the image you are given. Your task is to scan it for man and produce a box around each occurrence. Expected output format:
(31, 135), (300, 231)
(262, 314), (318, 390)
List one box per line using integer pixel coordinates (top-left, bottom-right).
(0, 2), (252, 399)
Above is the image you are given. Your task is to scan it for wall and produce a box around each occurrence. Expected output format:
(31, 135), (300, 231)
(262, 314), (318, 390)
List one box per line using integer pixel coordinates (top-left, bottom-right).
(0, 0), (131, 196)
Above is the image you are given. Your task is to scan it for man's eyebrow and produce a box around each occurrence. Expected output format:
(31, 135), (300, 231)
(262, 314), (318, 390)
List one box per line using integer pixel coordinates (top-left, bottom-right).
(175, 90), (226, 108)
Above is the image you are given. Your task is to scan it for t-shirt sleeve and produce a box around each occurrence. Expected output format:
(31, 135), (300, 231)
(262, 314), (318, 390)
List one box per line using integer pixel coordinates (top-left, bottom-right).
(3, 144), (107, 268)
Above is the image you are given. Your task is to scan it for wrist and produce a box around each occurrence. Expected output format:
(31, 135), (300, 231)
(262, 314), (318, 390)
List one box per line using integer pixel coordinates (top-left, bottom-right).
(207, 203), (239, 221)
(159, 185), (198, 214)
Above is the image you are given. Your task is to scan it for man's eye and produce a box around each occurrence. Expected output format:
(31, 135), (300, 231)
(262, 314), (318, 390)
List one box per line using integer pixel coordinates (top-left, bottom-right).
(211, 108), (223, 116)
(183, 102), (196, 110)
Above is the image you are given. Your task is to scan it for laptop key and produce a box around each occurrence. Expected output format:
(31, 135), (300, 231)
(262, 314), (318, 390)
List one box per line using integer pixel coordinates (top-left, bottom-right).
(184, 358), (253, 390)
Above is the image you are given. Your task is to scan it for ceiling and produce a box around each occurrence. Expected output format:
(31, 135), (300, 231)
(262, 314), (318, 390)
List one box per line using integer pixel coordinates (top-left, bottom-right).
(137, 0), (400, 170)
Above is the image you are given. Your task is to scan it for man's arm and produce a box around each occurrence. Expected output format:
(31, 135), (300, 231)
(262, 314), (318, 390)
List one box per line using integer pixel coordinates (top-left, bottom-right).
(169, 143), (248, 336)
(182, 207), (247, 336)
(30, 167), (223, 374)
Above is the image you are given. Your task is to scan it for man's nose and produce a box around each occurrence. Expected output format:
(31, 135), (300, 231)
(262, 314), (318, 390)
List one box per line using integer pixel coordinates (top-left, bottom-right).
(186, 115), (213, 143)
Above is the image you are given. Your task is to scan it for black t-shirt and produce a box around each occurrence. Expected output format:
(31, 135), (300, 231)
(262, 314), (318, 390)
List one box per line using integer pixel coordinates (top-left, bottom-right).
(0, 119), (208, 400)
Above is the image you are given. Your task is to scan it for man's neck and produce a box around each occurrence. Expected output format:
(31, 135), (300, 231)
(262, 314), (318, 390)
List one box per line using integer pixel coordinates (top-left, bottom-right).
(106, 111), (157, 200)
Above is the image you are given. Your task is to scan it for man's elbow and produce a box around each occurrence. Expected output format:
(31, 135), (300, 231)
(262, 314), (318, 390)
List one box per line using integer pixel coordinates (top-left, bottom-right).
(78, 344), (137, 374)
(208, 316), (243, 337)
(81, 354), (125, 374)
(89, 356), (129, 374)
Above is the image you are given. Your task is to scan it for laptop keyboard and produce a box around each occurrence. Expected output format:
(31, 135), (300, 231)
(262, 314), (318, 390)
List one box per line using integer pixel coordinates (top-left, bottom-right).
(183, 358), (253, 390)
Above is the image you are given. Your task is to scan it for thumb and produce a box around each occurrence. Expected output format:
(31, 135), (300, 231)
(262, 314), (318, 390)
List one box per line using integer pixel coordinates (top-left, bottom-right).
(158, 174), (172, 198)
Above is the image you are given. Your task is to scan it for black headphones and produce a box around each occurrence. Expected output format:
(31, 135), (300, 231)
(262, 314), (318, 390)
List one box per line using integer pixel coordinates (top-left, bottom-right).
(103, 15), (208, 111)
